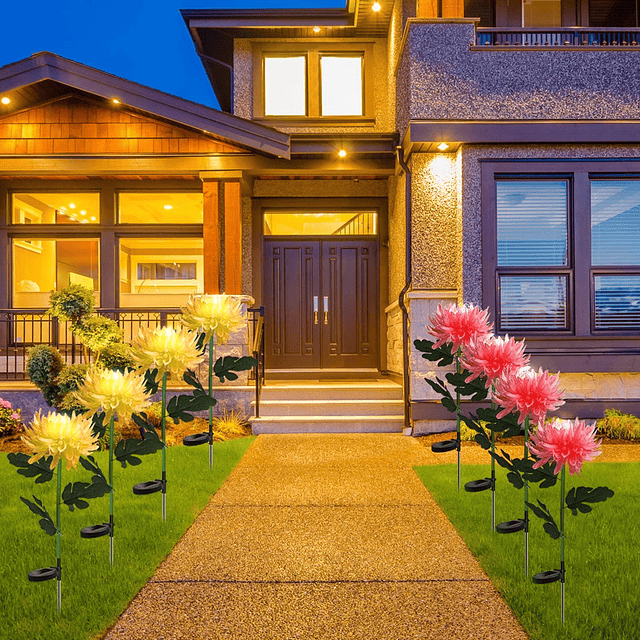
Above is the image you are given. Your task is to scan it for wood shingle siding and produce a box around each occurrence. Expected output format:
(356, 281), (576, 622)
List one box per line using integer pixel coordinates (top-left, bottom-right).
(0, 98), (245, 155)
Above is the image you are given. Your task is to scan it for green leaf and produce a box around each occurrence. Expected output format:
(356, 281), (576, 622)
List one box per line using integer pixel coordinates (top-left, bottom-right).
(114, 431), (164, 468)
(445, 371), (489, 401)
(213, 356), (257, 383)
(90, 412), (107, 440)
(543, 522), (562, 540)
(132, 412), (157, 434)
(522, 460), (558, 489)
(20, 496), (57, 536)
(62, 477), (111, 511)
(565, 485), (615, 516)
(143, 368), (159, 395)
(79, 455), (108, 486)
(167, 392), (216, 424)
(525, 499), (561, 540)
(424, 377), (456, 413)
(507, 471), (525, 490)
(413, 339), (454, 366)
(183, 369), (207, 394)
(8, 453), (54, 484)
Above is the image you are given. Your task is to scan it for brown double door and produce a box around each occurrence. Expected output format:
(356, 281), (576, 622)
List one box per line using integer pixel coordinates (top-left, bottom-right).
(264, 238), (378, 370)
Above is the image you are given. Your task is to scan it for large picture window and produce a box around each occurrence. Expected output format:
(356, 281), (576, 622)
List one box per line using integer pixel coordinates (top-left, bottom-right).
(486, 166), (640, 337)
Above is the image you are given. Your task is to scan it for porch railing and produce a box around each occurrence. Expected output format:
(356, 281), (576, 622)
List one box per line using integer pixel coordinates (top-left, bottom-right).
(476, 27), (640, 48)
(247, 306), (265, 418)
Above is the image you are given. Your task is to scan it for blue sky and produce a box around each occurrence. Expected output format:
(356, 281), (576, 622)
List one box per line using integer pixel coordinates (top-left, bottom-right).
(0, 0), (343, 110)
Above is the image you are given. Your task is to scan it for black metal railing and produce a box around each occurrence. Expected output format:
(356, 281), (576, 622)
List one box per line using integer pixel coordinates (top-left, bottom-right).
(247, 306), (265, 418)
(476, 27), (640, 48)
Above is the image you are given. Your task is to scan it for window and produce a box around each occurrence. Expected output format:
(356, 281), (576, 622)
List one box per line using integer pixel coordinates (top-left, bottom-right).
(257, 44), (370, 120)
(523, 0), (562, 26)
(264, 211), (377, 236)
(118, 192), (203, 224)
(486, 166), (640, 337)
(12, 192), (100, 224)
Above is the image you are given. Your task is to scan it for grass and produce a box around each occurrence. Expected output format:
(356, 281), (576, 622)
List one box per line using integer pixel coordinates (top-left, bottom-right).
(0, 437), (255, 640)
(414, 462), (639, 640)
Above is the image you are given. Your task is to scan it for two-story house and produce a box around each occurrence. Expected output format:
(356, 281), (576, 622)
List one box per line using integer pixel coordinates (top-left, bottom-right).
(0, 0), (638, 432)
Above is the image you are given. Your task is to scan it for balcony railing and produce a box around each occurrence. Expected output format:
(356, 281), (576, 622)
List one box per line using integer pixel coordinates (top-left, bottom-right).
(476, 27), (640, 48)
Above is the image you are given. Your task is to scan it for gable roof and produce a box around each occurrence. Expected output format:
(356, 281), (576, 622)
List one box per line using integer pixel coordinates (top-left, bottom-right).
(0, 52), (290, 158)
(181, 0), (394, 112)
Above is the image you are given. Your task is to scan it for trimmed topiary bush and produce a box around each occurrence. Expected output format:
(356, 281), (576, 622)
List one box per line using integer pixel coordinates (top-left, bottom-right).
(99, 342), (136, 371)
(49, 284), (95, 324)
(27, 344), (65, 406)
(73, 316), (123, 357)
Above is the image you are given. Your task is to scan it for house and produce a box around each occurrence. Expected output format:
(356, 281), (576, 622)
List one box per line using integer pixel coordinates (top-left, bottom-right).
(1, 0), (639, 432)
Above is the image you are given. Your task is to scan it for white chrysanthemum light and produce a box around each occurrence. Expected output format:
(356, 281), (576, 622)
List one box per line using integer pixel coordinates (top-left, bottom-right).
(73, 367), (152, 421)
(181, 293), (245, 344)
(22, 411), (98, 470)
(131, 325), (203, 378)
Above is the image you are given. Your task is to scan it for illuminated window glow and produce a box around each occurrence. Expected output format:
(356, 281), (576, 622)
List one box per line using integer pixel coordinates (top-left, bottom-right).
(264, 56), (306, 116)
(321, 56), (363, 116)
(118, 192), (203, 224)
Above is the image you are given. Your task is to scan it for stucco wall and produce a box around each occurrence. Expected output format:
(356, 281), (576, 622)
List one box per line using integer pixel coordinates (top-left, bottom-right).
(233, 38), (393, 133)
(396, 19), (640, 136)
(410, 152), (461, 290)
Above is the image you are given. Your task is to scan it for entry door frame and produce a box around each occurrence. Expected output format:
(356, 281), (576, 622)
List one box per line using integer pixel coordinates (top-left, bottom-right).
(253, 197), (389, 374)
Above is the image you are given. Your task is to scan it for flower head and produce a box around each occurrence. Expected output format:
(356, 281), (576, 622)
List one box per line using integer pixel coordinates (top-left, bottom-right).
(461, 335), (529, 388)
(181, 294), (245, 344)
(529, 417), (602, 475)
(493, 366), (565, 425)
(21, 411), (98, 470)
(131, 325), (204, 378)
(428, 303), (493, 351)
(73, 367), (152, 421)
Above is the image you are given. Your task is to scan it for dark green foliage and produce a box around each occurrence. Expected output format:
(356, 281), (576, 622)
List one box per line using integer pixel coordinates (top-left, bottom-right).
(56, 363), (88, 396)
(414, 338), (454, 366)
(525, 499), (561, 540)
(424, 376), (457, 413)
(213, 355), (257, 383)
(72, 315), (123, 354)
(20, 496), (57, 536)
(79, 455), (108, 486)
(61, 475), (112, 511)
(27, 344), (65, 406)
(131, 411), (159, 435)
(8, 452), (54, 483)
(143, 368), (160, 395)
(445, 370), (490, 402)
(99, 342), (136, 371)
(167, 392), (216, 423)
(565, 485), (615, 515)
(114, 430), (164, 468)
(49, 284), (95, 323)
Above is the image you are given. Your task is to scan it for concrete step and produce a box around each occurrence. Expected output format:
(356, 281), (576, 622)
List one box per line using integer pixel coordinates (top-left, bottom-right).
(259, 382), (402, 402)
(249, 415), (404, 434)
(254, 399), (404, 417)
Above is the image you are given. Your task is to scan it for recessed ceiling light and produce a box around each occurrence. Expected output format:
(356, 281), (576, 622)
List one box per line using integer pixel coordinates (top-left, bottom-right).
(313, 26), (321, 33)
(164, 204), (173, 210)
(437, 142), (450, 151)
(80, 210), (86, 215)
(69, 203), (76, 209)
(1, 97), (10, 105)
(90, 216), (96, 221)
(372, 2), (382, 12)
(338, 149), (347, 158)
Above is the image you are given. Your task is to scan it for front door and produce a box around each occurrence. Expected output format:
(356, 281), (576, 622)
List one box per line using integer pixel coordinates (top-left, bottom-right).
(264, 238), (378, 370)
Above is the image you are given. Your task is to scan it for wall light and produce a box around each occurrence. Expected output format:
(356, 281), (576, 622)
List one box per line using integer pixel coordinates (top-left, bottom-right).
(313, 26), (321, 33)
(112, 99), (121, 105)
(164, 204), (173, 210)
(372, 2), (382, 11)
(1, 97), (10, 105)
(338, 149), (347, 158)
(437, 142), (450, 151)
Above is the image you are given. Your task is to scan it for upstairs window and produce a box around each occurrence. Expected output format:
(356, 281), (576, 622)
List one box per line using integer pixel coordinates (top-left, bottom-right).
(257, 44), (370, 120)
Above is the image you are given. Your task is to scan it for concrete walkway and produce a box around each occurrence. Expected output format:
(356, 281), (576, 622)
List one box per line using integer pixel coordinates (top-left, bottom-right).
(103, 434), (529, 640)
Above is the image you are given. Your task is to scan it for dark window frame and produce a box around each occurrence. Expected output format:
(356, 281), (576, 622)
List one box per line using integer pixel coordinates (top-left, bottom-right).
(482, 160), (640, 369)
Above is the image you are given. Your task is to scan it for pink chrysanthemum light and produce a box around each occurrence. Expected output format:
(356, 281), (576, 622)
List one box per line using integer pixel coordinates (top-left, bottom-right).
(461, 335), (529, 388)
(428, 303), (493, 351)
(528, 417), (602, 476)
(493, 366), (565, 425)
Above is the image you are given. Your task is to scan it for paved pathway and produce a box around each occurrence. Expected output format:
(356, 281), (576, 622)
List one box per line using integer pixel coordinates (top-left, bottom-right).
(104, 434), (528, 639)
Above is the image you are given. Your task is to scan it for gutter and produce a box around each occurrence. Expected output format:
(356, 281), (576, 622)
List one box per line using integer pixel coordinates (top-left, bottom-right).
(395, 146), (412, 435)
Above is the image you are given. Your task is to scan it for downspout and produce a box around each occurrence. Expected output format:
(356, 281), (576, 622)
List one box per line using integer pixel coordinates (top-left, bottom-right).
(395, 146), (412, 434)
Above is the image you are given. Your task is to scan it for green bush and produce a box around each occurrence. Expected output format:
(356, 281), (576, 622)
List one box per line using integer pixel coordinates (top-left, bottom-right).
(596, 409), (640, 441)
(73, 315), (123, 355)
(27, 344), (65, 406)
(0, 397), (22, 435)
(49, 284), (95, 323)
(56, 363), (89, 396)
(100, 342), (136, 371)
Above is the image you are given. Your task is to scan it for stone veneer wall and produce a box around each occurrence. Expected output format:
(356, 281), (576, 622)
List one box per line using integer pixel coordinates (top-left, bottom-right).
(396, 19), (640, 136)
(385, 300), (404, 375)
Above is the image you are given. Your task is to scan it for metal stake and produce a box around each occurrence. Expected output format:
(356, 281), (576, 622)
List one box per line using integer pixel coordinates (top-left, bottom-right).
(161, 372), (167, 522)
(56, 463), (62, 613)
(456, 350), (461, 491)
(208, 335), (214, 471)
(560, 465), (566, 626)
(108, 415), (115, 566)
(524, 417), (530, 576)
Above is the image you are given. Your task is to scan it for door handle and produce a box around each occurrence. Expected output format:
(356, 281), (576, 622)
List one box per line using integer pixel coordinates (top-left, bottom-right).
(313, 296), (318, 325)
(323, 296), (329, 325)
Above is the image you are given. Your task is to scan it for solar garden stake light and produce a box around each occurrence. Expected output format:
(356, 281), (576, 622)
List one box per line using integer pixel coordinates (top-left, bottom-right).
(9, 411), (107, 613)
(526, 418), (614, 626)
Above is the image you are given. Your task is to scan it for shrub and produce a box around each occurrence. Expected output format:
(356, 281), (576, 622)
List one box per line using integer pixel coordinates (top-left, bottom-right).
(0, 398), (22, 436)
(49, 284), (95, 324)
(56, 364), (89, 396)
(460, 421), (491, 442)
(100, 342), (136, 371)
(27, 344), (65, 406)
(596, 409), (640, 441)
(73, 315), (123, 355)
(214, 409), (249, 436)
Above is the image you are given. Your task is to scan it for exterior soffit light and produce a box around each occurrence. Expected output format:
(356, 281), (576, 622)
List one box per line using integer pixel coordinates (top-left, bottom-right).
(1, 97), (10, 105)
(112, 98), (121, 104)
(313, 26), (321, 33)
(437, 142), (450, 151)
(372, 2), (382, 12)
(338, 149), (347, 158)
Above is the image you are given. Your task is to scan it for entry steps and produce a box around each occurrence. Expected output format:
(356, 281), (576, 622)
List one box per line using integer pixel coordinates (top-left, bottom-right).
(249, 379), (404, 434)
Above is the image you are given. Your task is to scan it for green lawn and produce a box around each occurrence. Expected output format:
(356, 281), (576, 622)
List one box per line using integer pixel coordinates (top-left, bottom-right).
(414, 462), (639, 640)
(0, 437), (255, 640)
